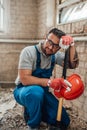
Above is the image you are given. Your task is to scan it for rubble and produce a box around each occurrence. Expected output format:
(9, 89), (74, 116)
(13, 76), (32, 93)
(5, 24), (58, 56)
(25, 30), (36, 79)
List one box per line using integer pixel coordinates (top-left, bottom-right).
(0, 88), (87, 130)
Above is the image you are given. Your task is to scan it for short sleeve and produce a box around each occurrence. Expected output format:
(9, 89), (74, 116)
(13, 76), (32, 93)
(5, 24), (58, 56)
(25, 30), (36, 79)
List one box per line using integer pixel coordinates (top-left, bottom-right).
(18, 47), (33, 70)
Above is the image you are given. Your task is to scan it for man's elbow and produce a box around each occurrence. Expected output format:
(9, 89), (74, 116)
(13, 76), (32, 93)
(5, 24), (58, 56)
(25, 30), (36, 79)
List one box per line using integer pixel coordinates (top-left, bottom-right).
(69, 59), (79, 69)
(20, 77), (28, 86)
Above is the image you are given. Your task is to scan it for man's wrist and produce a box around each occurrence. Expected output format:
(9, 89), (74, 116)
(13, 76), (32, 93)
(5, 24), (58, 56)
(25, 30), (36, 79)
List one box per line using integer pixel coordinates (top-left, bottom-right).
(70, 42), (75, 46)
(47, 79), (51, 87)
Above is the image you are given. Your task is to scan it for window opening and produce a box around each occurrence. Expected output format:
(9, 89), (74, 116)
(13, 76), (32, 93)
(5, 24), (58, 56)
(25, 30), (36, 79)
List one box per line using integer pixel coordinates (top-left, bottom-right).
(0, 0), (4, 31)
(58, 0), (87, 23)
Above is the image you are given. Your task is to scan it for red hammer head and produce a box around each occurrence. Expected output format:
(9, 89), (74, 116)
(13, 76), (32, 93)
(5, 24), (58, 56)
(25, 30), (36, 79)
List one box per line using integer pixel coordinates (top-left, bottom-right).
(54, 74), (84, 100)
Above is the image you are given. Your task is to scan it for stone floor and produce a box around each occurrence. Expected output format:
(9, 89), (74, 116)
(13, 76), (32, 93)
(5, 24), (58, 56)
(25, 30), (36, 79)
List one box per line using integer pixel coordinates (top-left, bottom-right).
(0, 88), (87, 130)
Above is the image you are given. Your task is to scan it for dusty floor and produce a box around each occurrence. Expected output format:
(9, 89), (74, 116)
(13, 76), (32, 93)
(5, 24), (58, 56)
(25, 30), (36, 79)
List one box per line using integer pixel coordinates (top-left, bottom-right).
(0, 88), (87, 130)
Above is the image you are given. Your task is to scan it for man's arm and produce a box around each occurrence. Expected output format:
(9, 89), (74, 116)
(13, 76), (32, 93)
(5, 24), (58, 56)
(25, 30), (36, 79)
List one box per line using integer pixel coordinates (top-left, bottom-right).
(69, 45), (79, 69)
(61, 35), (79, 69)
(19, 69), (49, 86)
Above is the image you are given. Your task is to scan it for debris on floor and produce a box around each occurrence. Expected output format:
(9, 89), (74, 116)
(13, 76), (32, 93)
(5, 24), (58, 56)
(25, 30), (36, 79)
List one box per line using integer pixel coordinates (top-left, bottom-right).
(0, 88), (87, 130)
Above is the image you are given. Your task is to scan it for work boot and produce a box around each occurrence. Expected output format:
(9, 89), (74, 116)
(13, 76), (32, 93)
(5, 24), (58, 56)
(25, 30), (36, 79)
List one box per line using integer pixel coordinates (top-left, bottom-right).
(48, 126), (67, 130)
(23, 107), (29, 123)
(48, 125), (57, 130)
(28, 126), (39, 130)
(39, 121), (48, 130)
(48, 123), (68, 130)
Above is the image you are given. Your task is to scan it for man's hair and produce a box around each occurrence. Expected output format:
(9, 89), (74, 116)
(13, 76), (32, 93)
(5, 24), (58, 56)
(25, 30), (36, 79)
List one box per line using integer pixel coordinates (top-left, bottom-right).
(48, 28), (66, 39)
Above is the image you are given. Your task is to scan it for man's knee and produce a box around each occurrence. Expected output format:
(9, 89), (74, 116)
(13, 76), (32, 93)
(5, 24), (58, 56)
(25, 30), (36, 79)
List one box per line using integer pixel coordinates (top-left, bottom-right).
(25, 86), (45, 103)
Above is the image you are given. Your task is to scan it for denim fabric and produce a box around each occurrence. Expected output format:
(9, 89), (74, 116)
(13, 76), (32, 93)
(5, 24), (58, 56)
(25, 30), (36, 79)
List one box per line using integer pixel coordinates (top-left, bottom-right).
(13, 46), (70, 128)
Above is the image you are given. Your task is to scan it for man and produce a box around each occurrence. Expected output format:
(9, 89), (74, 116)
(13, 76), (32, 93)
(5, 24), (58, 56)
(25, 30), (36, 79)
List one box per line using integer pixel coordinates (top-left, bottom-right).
(13, 28), (79, 130)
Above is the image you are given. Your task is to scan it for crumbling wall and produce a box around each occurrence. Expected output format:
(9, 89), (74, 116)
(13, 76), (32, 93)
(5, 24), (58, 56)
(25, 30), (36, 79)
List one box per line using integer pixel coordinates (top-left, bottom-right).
(0, 0), (38, 39)
(54, 40), (87, 121)
(0, 42), (36, 87)
(55, 0), (87, 121)
(55, 20), (87, 121)
(0, 0), (39, 86)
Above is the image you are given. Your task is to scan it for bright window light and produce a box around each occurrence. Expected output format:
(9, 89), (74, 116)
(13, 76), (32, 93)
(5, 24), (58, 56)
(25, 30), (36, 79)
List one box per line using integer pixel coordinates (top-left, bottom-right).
(60, 2), (87, 23)
(0, 0), (4, 31)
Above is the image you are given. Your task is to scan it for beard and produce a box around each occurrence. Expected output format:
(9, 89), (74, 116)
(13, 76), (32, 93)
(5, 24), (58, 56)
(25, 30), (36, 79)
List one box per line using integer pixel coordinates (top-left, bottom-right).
(41, 43), (54, 56)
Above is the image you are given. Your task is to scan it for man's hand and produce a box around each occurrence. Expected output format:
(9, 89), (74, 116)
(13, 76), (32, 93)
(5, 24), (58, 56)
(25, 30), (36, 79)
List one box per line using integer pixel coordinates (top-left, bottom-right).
(48, 78), (68, 90)
(47, 78), (70, 98)
(61, 36), (74, 46)
(47, 78), (72, 98)
(47, 74), (84, 100)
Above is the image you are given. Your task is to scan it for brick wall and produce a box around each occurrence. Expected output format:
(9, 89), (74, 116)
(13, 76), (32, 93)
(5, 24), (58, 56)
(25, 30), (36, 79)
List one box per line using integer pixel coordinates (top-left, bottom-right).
(55, 20), (87, 121)
(0, 0), (38, 39)
(37, 0), (47, 39)
(0, 0), (47, 87)
(54, 0), (87, 122)
(37, 0), (56, 39)
(0, 0), (39, 87)
(0, 41), (39, 87)
(9, 0), (38, 39)
(53, 41), (87, 121)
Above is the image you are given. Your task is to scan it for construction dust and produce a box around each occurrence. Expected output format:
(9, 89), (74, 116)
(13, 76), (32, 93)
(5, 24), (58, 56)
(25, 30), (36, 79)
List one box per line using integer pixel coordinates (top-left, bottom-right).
(0, 88), (87, 130)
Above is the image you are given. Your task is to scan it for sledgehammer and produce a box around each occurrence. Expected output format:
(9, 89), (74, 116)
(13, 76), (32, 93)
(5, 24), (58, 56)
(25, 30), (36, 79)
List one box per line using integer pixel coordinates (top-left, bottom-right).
(56, 48), (69, 130)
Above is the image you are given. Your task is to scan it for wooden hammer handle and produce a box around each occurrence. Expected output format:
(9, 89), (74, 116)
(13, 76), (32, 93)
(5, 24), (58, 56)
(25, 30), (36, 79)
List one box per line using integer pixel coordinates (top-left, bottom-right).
(57, 98), (63, 121)
(57, 48), (70, 122)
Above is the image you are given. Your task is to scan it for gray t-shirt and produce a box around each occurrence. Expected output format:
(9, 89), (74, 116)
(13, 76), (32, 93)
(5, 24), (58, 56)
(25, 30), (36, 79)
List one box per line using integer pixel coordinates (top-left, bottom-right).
(15, 42), (64, 85)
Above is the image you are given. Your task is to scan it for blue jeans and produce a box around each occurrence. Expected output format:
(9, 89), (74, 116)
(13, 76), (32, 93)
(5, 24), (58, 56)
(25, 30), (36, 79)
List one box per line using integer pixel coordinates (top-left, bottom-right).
(13, 85), (70, 128)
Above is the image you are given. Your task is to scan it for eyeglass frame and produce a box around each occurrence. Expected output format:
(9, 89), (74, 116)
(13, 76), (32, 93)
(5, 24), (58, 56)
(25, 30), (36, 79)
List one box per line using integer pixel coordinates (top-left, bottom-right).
(46, 38), (61, 50)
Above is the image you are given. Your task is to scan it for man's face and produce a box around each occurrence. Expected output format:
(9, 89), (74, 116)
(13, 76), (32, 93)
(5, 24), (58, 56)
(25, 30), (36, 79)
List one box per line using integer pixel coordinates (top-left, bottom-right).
(43, 33), (60, 56)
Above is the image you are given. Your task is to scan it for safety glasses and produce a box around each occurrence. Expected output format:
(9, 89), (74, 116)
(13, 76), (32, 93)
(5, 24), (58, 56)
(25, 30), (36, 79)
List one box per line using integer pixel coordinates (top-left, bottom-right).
(46, 38), (60, 50)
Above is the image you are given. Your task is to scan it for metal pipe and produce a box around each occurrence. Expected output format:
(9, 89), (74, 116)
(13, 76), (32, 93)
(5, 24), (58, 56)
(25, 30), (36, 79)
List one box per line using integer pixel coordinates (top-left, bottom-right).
(0, 36), (87, 44)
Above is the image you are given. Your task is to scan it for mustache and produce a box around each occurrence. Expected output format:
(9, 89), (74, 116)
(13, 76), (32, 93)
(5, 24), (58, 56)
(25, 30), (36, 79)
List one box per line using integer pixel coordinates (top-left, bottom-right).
(41, 43), (54, 56)
(44, 49), (55, 56)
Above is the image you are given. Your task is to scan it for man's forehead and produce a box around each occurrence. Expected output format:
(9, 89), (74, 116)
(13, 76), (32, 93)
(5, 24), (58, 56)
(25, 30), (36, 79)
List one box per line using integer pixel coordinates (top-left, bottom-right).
(48, 33), (60, 41)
